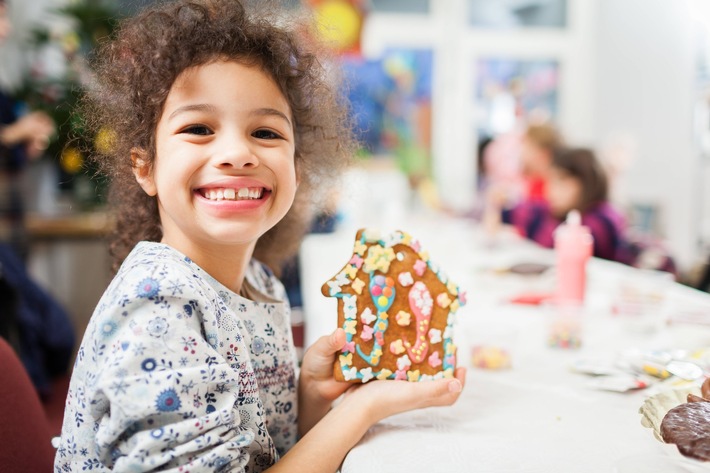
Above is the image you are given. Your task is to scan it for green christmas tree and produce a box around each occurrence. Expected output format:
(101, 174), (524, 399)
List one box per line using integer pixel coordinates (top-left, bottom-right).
(14, 0), (121, 209)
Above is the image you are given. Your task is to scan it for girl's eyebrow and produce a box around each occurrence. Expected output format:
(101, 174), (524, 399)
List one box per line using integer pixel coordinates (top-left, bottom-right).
(252, 108), (292, 128)
(168, 103), (218, 121)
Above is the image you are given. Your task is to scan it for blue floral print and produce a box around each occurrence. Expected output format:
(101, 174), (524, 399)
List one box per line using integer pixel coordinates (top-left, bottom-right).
(155, 388), (182, 412)
(136, 277), (160, 298)
(100, 321), (117, 338)
(54, 242), (298, 472)
(252, 336), (266, 354)
(147, 316), (169, 337)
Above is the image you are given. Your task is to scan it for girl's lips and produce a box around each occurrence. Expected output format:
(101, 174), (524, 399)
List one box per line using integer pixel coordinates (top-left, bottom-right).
(194, 177), (273, 213)
(194, 187), (272, 213)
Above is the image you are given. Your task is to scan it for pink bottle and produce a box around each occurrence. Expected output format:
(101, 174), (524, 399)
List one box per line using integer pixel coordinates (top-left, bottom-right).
(554, 210), (593, 303)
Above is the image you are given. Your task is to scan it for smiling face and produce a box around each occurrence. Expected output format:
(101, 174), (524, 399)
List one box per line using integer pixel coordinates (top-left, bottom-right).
(133, 60), (297, 264)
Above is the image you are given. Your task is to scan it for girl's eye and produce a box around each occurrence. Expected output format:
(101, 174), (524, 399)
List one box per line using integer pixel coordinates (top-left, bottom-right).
(180, 125), (212, 136)
(252, 129), (282, 140)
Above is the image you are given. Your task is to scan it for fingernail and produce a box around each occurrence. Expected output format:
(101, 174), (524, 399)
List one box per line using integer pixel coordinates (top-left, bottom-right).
(448, 379), (462, 393)
(330, 329), (342, 346)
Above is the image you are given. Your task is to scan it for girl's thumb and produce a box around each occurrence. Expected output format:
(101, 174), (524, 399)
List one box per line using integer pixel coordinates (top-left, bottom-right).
(321, 328), (346, 355)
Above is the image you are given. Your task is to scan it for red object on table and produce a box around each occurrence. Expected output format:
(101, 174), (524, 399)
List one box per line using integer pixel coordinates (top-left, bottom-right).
(508, 292), (554, 305)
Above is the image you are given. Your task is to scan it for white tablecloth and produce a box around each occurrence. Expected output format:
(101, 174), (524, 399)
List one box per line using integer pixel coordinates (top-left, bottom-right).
(299, 217), (710, 473)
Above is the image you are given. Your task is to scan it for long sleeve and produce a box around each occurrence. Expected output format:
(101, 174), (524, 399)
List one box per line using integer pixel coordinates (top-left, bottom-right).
(0, 91), (26, 172)
(55, 243), (296, 472)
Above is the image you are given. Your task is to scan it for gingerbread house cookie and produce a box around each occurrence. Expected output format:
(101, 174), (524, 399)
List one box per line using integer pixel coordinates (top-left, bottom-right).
(322, 228), (466, 383)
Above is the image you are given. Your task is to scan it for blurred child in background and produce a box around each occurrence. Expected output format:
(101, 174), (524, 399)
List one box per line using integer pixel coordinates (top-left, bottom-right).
(479, 122), (563, 237)
(519, 123), (563, 203)
(504, 147), (627, 262)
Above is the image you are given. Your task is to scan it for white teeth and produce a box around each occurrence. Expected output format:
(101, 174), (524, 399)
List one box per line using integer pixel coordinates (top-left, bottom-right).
(203, 187), (263, 201)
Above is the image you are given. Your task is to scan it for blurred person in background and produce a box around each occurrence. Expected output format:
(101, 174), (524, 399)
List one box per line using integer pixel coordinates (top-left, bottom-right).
(503, 147), (627, 262)
(0, 0), (74, 402)
(0, 0), (55, 258)
(479, 121), (563, 237)
(519, 123), (563, 203)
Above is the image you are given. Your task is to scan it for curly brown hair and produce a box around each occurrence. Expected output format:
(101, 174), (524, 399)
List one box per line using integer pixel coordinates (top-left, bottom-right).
(84, 0), (354, 274)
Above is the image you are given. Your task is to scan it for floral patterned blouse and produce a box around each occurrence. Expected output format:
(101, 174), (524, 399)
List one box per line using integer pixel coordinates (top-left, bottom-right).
(54, 242), (299, 472)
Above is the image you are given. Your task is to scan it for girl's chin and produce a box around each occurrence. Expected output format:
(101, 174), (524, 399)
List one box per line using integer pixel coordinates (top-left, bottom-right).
(550, 208), (569, 220)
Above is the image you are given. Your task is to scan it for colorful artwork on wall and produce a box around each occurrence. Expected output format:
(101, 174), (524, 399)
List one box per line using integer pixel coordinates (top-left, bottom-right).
(341, 48), (433, 178)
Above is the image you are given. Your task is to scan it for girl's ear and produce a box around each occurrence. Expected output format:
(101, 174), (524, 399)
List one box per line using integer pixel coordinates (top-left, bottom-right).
(131, 148), (157, 196)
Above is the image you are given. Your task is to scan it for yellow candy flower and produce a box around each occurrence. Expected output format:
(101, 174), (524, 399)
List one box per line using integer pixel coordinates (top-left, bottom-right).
(339, 353), (353, 367)
(363, 245), (395, 273)
(377, 369), (393, 380)
(353, 240), (367, 256)
(344, 265), (358, 279)
(351, 278), (365, 294)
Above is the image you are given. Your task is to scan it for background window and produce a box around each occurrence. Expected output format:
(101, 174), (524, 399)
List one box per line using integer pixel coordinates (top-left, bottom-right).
(467, 0), (567, 29)
(475, 57), (560, 137)
(371, 0), (430, 14)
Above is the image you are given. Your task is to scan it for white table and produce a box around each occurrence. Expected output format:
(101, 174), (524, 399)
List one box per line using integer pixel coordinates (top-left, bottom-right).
(299, 217), (710, 473)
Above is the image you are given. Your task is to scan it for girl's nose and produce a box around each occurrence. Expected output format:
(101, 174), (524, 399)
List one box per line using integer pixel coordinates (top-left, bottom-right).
(214, 134), (259, 169)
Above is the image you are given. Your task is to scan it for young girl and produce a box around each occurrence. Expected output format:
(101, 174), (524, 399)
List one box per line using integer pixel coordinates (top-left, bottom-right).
(504, 147), (626, 261)
(54, 1), (465, 472)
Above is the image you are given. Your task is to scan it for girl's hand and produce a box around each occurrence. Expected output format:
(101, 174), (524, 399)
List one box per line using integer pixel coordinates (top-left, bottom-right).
(298, 328), (467, 437)
(342, 366), (466, 424)
(299, 328), (350, 403)
(0, 111), (54, 159)
(298, 328), (351, 436)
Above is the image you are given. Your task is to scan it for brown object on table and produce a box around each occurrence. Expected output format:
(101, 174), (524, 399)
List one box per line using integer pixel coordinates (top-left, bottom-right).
(702, 377), (710, 400)
(322, 228), (466, 383)
(687, 393), (709, 403)
(661, 396), (710, 462)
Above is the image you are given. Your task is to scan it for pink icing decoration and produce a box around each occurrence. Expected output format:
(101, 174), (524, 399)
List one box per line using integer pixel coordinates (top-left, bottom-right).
(413, 259), (427, 277)
(403, 281), (432, 363)
(459, 291), (467, 305)
(374, 331), (384, 346)
(394, 369), (408, 380)
(411, 240), (421, 252)
(445, 355), (456, 366)
(428, 351), (442, 368)
(342, 341), (355, 353)
(361, 325), (374, 341)
(349, 254), (363, 268)
(371, 285), (382, 297)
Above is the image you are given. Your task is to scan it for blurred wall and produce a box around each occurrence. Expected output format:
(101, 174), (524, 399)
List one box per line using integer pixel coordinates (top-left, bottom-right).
(593, 0), (699, 269)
